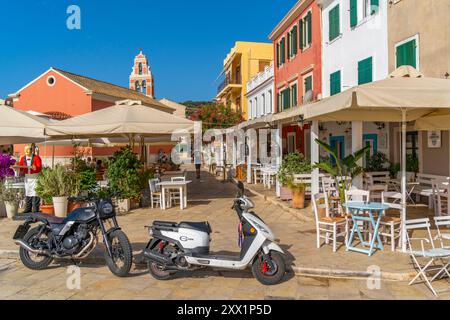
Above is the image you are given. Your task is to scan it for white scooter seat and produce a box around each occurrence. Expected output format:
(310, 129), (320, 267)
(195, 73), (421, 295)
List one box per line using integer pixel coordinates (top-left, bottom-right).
(152, 221), (212, 234)
(179, 222), (212, 234)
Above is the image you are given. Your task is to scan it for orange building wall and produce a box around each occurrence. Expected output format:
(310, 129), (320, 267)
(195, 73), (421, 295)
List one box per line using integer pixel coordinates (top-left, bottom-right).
(13, 70), (94, 158)
(13, 70), (92, 116)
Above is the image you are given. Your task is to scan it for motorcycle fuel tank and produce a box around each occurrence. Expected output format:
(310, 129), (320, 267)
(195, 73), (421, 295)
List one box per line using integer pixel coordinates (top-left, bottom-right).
(65, 207), (96, 223)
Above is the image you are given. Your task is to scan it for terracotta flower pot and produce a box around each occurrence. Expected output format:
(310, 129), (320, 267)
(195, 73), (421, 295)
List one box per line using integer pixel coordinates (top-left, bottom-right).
(67, 201), (81, 214)
(292, 189), (306, 209)
(5, 201), (18, 219)
(53, 196), (68, 218)
(40, 204), (54, 215)
(280, 187), (293, 201)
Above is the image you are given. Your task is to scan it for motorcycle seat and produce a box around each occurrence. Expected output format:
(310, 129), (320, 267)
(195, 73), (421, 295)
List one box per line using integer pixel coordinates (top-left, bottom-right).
(178, 221), (212, 234)
(31, 213), (65, 224)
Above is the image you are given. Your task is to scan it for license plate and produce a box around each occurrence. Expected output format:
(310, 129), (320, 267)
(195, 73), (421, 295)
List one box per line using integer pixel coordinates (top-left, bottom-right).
(13, 224), (30, 240)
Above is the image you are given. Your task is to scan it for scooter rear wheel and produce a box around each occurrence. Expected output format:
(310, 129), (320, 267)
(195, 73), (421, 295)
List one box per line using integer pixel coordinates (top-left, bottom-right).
(252, 251), (286, 285)
(148, 261), (176, 280)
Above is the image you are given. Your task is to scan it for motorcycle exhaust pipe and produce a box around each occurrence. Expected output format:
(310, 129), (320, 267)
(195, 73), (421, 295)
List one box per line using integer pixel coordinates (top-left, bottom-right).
(142, 249), (174, 266)
(14, 240), (46, 254)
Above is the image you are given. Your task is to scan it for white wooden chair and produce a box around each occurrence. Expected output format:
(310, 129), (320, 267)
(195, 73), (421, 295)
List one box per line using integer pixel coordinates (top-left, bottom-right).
(364, 172), (389, 201)
(345, 188), (371, 239)
(432, 179), (448, 216)
(405, 218), (450, 296)
(344, 188), (370, 209)
(252, 163), (262, 184)
(434, 216), (450, 249)
(168, 176), (186, 206)
(149, 178), (163, 209)
(368, 184), (388, 202)
(380, 192), (402, 251)
(312, 193), (348, 253)
(321, 176), (341, 215)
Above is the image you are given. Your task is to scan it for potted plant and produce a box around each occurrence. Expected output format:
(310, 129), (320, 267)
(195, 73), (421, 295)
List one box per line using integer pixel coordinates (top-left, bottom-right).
(286, 176), (308, 209)
(36, 166), (74, 218)
(366, 152), (389, 172)
(277, 152), (312, 207)
(70, 157), (97, 213)
(106, 147), (143, 213)
(40, 196), (55, 215)
(314, 139), (370, 207)
(0, 154), (16, 218)
(0, 182), (24, 219)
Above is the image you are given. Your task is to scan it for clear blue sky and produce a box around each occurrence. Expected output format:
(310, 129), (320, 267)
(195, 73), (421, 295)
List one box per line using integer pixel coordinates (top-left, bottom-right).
(0, 0), (297, 102)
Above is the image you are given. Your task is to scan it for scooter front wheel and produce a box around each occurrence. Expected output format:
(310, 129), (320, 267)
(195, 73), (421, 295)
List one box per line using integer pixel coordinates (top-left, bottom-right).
(252, 251), (286, 285)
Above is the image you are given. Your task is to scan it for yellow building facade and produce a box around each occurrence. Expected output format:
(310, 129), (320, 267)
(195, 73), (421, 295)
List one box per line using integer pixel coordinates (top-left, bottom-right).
(216, 41), (273, 120)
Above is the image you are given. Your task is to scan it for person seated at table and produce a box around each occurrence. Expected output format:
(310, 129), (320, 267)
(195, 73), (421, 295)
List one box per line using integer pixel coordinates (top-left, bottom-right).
(157, 149), (168, 164)
(95, 159), (104, 171)
(86, 157), (95, 169)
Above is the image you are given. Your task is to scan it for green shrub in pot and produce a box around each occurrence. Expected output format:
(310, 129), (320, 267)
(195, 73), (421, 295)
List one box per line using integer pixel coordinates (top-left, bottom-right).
(106, 147), (143, 201)
(277, 152), (312, 208)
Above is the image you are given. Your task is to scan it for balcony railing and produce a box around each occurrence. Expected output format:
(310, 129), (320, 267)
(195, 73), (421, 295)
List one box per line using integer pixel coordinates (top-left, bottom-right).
(217, 77), (242, 94)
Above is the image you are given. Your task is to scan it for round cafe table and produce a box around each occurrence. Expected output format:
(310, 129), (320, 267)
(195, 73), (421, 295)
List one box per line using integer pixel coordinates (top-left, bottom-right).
(343, 202), (390, 257)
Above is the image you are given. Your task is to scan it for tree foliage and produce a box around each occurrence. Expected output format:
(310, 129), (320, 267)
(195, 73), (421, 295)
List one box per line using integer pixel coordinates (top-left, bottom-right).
(189, 102), (244, 131)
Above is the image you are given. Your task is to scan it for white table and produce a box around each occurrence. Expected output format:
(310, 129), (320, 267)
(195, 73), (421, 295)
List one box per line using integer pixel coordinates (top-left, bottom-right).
(260, 167), (278, 189)
(156, 180), (192, 210)
(390, 179), (420, 204)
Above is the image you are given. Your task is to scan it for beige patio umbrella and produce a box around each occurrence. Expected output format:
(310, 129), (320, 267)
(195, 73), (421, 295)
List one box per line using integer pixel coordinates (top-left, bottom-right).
(415, 109), (450, 131)
(45, 101), (195, 139)
(303, 66), (450, 252)
(0, 105), (50, 144)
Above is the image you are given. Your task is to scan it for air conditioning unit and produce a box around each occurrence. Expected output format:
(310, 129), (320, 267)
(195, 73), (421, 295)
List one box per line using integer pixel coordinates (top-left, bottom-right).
(302, 90), (314, 104)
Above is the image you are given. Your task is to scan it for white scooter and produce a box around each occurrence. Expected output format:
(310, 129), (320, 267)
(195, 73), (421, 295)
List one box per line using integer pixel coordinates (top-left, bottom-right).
(141, 182), (286, 285)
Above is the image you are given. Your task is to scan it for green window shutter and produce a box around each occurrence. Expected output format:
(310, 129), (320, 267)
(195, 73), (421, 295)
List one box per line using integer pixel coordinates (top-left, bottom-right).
(284, 88), (291, 109)
(304, 76), (312, 93)
(280, 38), (285, 64)
(396, 39), (416, 68)
(330, 71), (341, 96)
(293, 26), (298, 55)
(358, 57), (373, 85)
(276, 43), (279, 67)
(329, 5), (340, 41)
(396, 44), (405, 67)
(350, 0), (358, 28)
(287, 32), (291, 58)
(371, 0), (379, 14)
(292, 84), (298, 107)
(277, 93), (281, 112)
(307, 12), (312, 46)
(299, 20), (304, 50)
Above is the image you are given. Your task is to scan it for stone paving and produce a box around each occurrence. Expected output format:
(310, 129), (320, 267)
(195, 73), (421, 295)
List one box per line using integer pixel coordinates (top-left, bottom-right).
(0, 167), (449, 299)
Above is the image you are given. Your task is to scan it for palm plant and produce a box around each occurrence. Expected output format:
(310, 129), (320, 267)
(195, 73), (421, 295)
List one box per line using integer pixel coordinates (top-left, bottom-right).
(314, 139), (370, 204)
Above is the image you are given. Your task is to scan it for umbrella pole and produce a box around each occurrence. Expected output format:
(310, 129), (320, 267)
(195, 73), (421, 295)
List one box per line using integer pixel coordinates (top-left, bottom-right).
(52, 145), (55, 169)
(401, 109), (407, 253)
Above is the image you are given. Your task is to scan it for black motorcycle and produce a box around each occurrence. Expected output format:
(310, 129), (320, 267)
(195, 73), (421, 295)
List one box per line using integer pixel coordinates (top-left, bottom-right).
(13, 194), (133, 277)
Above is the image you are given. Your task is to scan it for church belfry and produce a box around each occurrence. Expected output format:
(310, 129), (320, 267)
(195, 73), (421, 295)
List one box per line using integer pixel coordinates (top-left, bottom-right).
(129, 50), (154, 98)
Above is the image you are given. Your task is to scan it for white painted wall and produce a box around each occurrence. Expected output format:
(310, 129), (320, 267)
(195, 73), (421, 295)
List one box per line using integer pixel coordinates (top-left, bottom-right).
(321, 0), (389, 98)
(246, 65), (275, 120)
